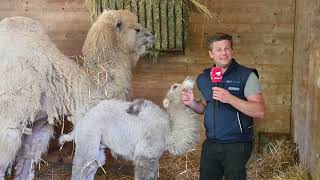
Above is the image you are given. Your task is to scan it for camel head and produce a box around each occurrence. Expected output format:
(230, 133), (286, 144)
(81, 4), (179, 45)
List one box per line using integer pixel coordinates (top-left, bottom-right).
(82, 9), (155, 67)
(163, 76), (195, 108)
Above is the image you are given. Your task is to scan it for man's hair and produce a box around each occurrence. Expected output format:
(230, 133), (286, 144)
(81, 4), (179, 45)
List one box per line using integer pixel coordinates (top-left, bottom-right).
(207, 33), (233, 50)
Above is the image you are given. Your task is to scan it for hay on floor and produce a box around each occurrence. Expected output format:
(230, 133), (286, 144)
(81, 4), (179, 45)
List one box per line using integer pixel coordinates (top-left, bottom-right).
(247, 139), (309, 180)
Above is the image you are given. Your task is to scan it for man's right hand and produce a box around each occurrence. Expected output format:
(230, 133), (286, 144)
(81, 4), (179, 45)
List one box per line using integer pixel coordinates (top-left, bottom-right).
(181, 89), (195, 107)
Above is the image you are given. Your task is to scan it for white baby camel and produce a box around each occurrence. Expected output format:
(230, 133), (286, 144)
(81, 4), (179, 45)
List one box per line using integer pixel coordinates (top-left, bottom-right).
(59, 77), (199, 180)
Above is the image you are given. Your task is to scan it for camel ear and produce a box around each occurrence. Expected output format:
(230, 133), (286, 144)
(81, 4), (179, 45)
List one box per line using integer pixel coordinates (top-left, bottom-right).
(116, 19), (123, 31)
(163, 98), (170, 108)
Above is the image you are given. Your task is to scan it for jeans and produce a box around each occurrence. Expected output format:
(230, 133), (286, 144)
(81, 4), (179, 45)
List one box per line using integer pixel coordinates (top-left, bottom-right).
(199, 139), (253, 180)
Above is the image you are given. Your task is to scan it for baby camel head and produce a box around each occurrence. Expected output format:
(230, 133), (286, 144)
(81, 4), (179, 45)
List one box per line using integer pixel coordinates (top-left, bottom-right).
(163, 76), (195, 108)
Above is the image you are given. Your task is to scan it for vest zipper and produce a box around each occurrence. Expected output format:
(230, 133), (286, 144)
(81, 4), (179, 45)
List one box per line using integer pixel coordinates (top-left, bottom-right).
(237, 112), (243, 133)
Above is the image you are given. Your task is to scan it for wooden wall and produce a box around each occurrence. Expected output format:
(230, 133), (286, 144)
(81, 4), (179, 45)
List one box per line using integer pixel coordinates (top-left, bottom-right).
(0, 0), (91, 56)
(293, 0), (320, 178)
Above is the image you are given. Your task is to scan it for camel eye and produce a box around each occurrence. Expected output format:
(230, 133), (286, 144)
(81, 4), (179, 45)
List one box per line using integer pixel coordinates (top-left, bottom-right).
(171, 84), (179, 90)
(135, 28), (141, 32)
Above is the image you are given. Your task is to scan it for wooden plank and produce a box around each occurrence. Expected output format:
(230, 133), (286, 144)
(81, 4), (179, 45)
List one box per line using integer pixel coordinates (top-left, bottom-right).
(186, 51), (293, 68)
(254, 104), (291, 133)
(262, 84), (292, 105)
(255, 117), (290, 133)
(207, 0), (294, 8)
(53, 39), (86, 53)
(0, 11), (90, 27)
(0, 0), (22, 11)
(49, 30), (88, 41)
(189, 5), (294, 24)
(263, 104), (291, 120)
(187, 33), (294, 45)
(0, 9), (90, 56)
(187, 23), (294, 36)
(20, 0), (87, 12)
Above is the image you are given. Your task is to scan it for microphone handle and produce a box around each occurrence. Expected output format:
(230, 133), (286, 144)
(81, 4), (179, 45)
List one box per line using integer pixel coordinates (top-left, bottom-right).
(215, 83), (219, 108)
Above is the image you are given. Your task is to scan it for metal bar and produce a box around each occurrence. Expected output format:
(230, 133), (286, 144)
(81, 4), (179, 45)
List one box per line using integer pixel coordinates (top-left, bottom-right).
(107, 0), (110, 9)
(151, 1), (155, 49)
(151, 1), (154, 33)
(100, 0), (103, 13)
(166, 0), (169, 49)
(114, 0), (118, 10)
(136, 0), (140, 22)
(158, 0), (162, 50)
(130, 0), (132, 12)
(144, 0), (147, 27)
(181, 1), (185, 52)
(173, 1), (177, 49)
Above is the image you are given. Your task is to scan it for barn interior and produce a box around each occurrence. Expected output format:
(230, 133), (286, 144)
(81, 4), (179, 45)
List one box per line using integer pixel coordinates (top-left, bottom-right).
(0, 0), (319, 179)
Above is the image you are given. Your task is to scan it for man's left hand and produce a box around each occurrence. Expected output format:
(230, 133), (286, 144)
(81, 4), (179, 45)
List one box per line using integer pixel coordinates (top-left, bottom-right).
(212, 87), (234, 104)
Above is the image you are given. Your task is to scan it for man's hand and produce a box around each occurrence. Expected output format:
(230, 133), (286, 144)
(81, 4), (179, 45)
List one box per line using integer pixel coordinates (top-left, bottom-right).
(181, 89), (206, 114)
(212, 87), (234, 104)
(181, 89), (195, 107)
(212, 87), (265, 119)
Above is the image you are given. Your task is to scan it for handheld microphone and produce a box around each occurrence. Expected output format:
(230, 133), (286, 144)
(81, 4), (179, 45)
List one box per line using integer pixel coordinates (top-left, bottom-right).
(210, 67), (223, 83)
(210, 67), (223, 108)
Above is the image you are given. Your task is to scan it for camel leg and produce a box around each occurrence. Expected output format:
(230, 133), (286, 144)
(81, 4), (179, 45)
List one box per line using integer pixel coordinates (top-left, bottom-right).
(86, 146), (106, 180)
(134, 156), (159, 180)
(0, 127), (22, 180)
(71, 129), (105, 180)
(14, 120), (54, 180)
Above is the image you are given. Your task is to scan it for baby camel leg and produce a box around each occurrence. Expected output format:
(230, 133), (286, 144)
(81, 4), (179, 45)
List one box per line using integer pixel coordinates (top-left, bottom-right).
(14, 120), (54, 180)
(86, 146), (106, 180)
(0, 128), (22, 180)
(72, 130), (105, 180)
(134, 156), (159, 180)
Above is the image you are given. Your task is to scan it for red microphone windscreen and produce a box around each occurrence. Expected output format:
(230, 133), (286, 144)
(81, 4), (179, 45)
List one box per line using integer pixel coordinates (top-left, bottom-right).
(210, 67), (223, 83)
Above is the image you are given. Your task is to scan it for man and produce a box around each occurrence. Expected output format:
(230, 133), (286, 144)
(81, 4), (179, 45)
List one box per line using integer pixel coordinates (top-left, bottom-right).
(181, 33), (265, 180)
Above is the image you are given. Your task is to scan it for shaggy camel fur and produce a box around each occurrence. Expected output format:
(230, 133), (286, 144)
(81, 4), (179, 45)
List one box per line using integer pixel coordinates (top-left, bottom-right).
(59, 77), (199, 180)
(0, 10), (154, 180)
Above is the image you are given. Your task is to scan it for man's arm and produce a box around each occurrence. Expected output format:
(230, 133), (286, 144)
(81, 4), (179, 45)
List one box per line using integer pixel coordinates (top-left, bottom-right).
(212, 87), (265, 119)
(228, 93), (265, 119)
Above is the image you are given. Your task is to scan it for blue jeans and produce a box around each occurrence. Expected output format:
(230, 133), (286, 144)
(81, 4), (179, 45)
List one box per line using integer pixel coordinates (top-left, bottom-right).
(199, 139), (253, 180)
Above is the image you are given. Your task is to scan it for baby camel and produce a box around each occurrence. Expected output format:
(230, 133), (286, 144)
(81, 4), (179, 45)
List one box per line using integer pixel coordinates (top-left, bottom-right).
(59, 77), (199, 180)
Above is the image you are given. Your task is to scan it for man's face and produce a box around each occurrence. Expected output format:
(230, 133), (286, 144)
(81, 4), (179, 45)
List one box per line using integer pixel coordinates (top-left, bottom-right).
(208, 40), (233, 69)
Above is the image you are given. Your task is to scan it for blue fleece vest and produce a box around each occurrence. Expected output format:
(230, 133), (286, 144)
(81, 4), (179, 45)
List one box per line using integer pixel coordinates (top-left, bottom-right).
(196, 59), (258, 143)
